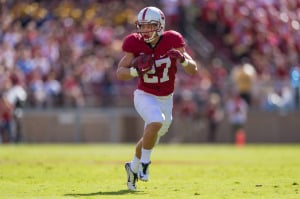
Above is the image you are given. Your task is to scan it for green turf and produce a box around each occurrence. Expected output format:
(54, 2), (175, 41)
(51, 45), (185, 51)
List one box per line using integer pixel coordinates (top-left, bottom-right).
(0, 144), (299, 199)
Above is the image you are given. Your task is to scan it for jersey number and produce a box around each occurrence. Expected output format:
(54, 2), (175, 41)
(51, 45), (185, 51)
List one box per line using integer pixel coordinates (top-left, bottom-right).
(142, 58), (171, 83)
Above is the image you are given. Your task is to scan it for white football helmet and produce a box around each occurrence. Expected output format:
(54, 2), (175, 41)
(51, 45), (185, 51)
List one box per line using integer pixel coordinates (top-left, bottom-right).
(136, 7), (166, 43)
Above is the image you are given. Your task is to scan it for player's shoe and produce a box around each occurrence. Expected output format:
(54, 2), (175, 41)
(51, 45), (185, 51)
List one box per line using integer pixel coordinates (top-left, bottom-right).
(138, 162), (151, 181)
(125, 162), (138, 191)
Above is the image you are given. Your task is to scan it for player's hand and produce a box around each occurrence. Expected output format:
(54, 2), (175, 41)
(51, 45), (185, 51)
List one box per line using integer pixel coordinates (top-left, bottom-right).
(135, 54), (153, 76)
(167, 49), (185, 63)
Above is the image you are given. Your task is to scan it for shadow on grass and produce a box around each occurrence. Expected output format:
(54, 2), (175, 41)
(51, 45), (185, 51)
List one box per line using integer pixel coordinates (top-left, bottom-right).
(64, 189), (144, 196)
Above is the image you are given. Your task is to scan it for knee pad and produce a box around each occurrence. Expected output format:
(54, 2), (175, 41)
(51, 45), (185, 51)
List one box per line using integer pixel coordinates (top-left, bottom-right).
(157, 121), (171, 137)
(155, 121), (172, 144)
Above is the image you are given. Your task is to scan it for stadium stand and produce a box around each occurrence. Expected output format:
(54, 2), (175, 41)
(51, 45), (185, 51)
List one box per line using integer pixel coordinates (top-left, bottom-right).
(0, 0), (299, 114)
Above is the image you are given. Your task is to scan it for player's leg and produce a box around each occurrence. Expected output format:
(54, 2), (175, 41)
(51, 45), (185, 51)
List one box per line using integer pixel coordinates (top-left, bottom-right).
(137, 95), (173, 180)
(155, 95), (173, 144)
(133, 90), (166, 181)
(137, 91), (174, 181)
(138, 121), (162, 181)
(132, 121), (162, 161)
(125, 90), (163, 189)
(125, 137), (144, 179)
(142, 122), (162, 149)
(125, 137), (144, 191)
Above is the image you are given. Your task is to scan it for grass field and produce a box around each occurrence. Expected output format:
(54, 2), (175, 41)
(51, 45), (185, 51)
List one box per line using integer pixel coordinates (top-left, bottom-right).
(0, 144), (299, 199)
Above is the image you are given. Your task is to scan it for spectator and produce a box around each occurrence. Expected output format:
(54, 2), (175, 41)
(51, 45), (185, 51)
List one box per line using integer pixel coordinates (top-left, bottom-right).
(27, 69), (47, 108)
(5, 73), (27, 142)
(62, 73), (85, 107)
(205, 93), (224, 143)
(0, 93), (13, 143)
(290, 66), (300, 109)
(44, 71), (61, 108)
(264, 85), (294, 114)
(231, 63), (256, 106)
(225, 91), (248, 143)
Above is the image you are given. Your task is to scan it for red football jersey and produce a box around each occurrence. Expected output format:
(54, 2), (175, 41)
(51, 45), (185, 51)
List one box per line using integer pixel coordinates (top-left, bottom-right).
(122, 30), (185, 96)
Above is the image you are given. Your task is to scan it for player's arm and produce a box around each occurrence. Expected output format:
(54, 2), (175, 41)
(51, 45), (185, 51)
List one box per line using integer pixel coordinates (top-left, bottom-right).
(180, 48), (198, 75)
(116, 52), (137, 80)
(167, 47), (198, 75)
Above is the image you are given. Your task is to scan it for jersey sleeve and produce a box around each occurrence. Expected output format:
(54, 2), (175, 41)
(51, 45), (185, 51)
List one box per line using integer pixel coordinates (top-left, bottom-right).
(122, 33), (139, 54)
(166, 30), (186, 49)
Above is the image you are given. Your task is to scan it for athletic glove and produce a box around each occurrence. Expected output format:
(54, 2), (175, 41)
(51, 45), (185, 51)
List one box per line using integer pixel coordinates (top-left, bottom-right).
(167, 49), (185, 63)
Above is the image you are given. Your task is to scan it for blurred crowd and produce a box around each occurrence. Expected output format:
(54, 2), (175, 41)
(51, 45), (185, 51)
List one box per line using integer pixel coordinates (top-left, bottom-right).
(199, 0), (300, 112)
(1, 0), (300, 143)
(0, 0), (147, 142)
(0, 0), (147, 110)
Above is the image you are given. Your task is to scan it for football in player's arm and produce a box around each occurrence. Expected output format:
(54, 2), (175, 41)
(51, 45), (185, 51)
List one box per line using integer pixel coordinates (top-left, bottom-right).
(117, 46), (197, 80)
(116, 6), (198, 191)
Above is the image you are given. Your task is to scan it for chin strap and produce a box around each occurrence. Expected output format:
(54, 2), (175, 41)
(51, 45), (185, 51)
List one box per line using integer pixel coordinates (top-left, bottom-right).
(144, 32), (157, 43)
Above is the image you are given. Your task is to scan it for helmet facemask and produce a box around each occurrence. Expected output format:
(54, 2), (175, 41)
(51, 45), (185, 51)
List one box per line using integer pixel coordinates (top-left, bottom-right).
(136, 21), (162, 43)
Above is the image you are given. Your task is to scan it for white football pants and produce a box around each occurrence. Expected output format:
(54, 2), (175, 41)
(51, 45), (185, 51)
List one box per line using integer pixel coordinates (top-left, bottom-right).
(134, 89), (173, 143)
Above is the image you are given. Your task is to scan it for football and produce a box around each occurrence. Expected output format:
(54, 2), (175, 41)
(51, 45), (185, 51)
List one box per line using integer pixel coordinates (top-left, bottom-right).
(131, 54), (153, 67)
(131, 54), (154, 75)
(130, 56), (139, 68)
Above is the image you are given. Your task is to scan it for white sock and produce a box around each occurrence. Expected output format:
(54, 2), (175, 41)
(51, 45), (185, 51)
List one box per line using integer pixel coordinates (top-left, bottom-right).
(130, 155), (140, 173)
(140, 148), (152, 164)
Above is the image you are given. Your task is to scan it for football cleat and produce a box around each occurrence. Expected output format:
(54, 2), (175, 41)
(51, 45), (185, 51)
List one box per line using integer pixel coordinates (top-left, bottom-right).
(125, 162), (138, 191)
(138, 162), (151, 181)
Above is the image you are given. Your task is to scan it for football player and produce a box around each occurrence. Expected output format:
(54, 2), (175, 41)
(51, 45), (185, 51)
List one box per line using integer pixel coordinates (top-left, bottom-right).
(116, 6), (198, 191)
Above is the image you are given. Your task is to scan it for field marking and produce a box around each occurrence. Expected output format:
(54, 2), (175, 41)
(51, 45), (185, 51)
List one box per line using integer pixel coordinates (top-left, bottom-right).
(93, 160), (228, 165)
